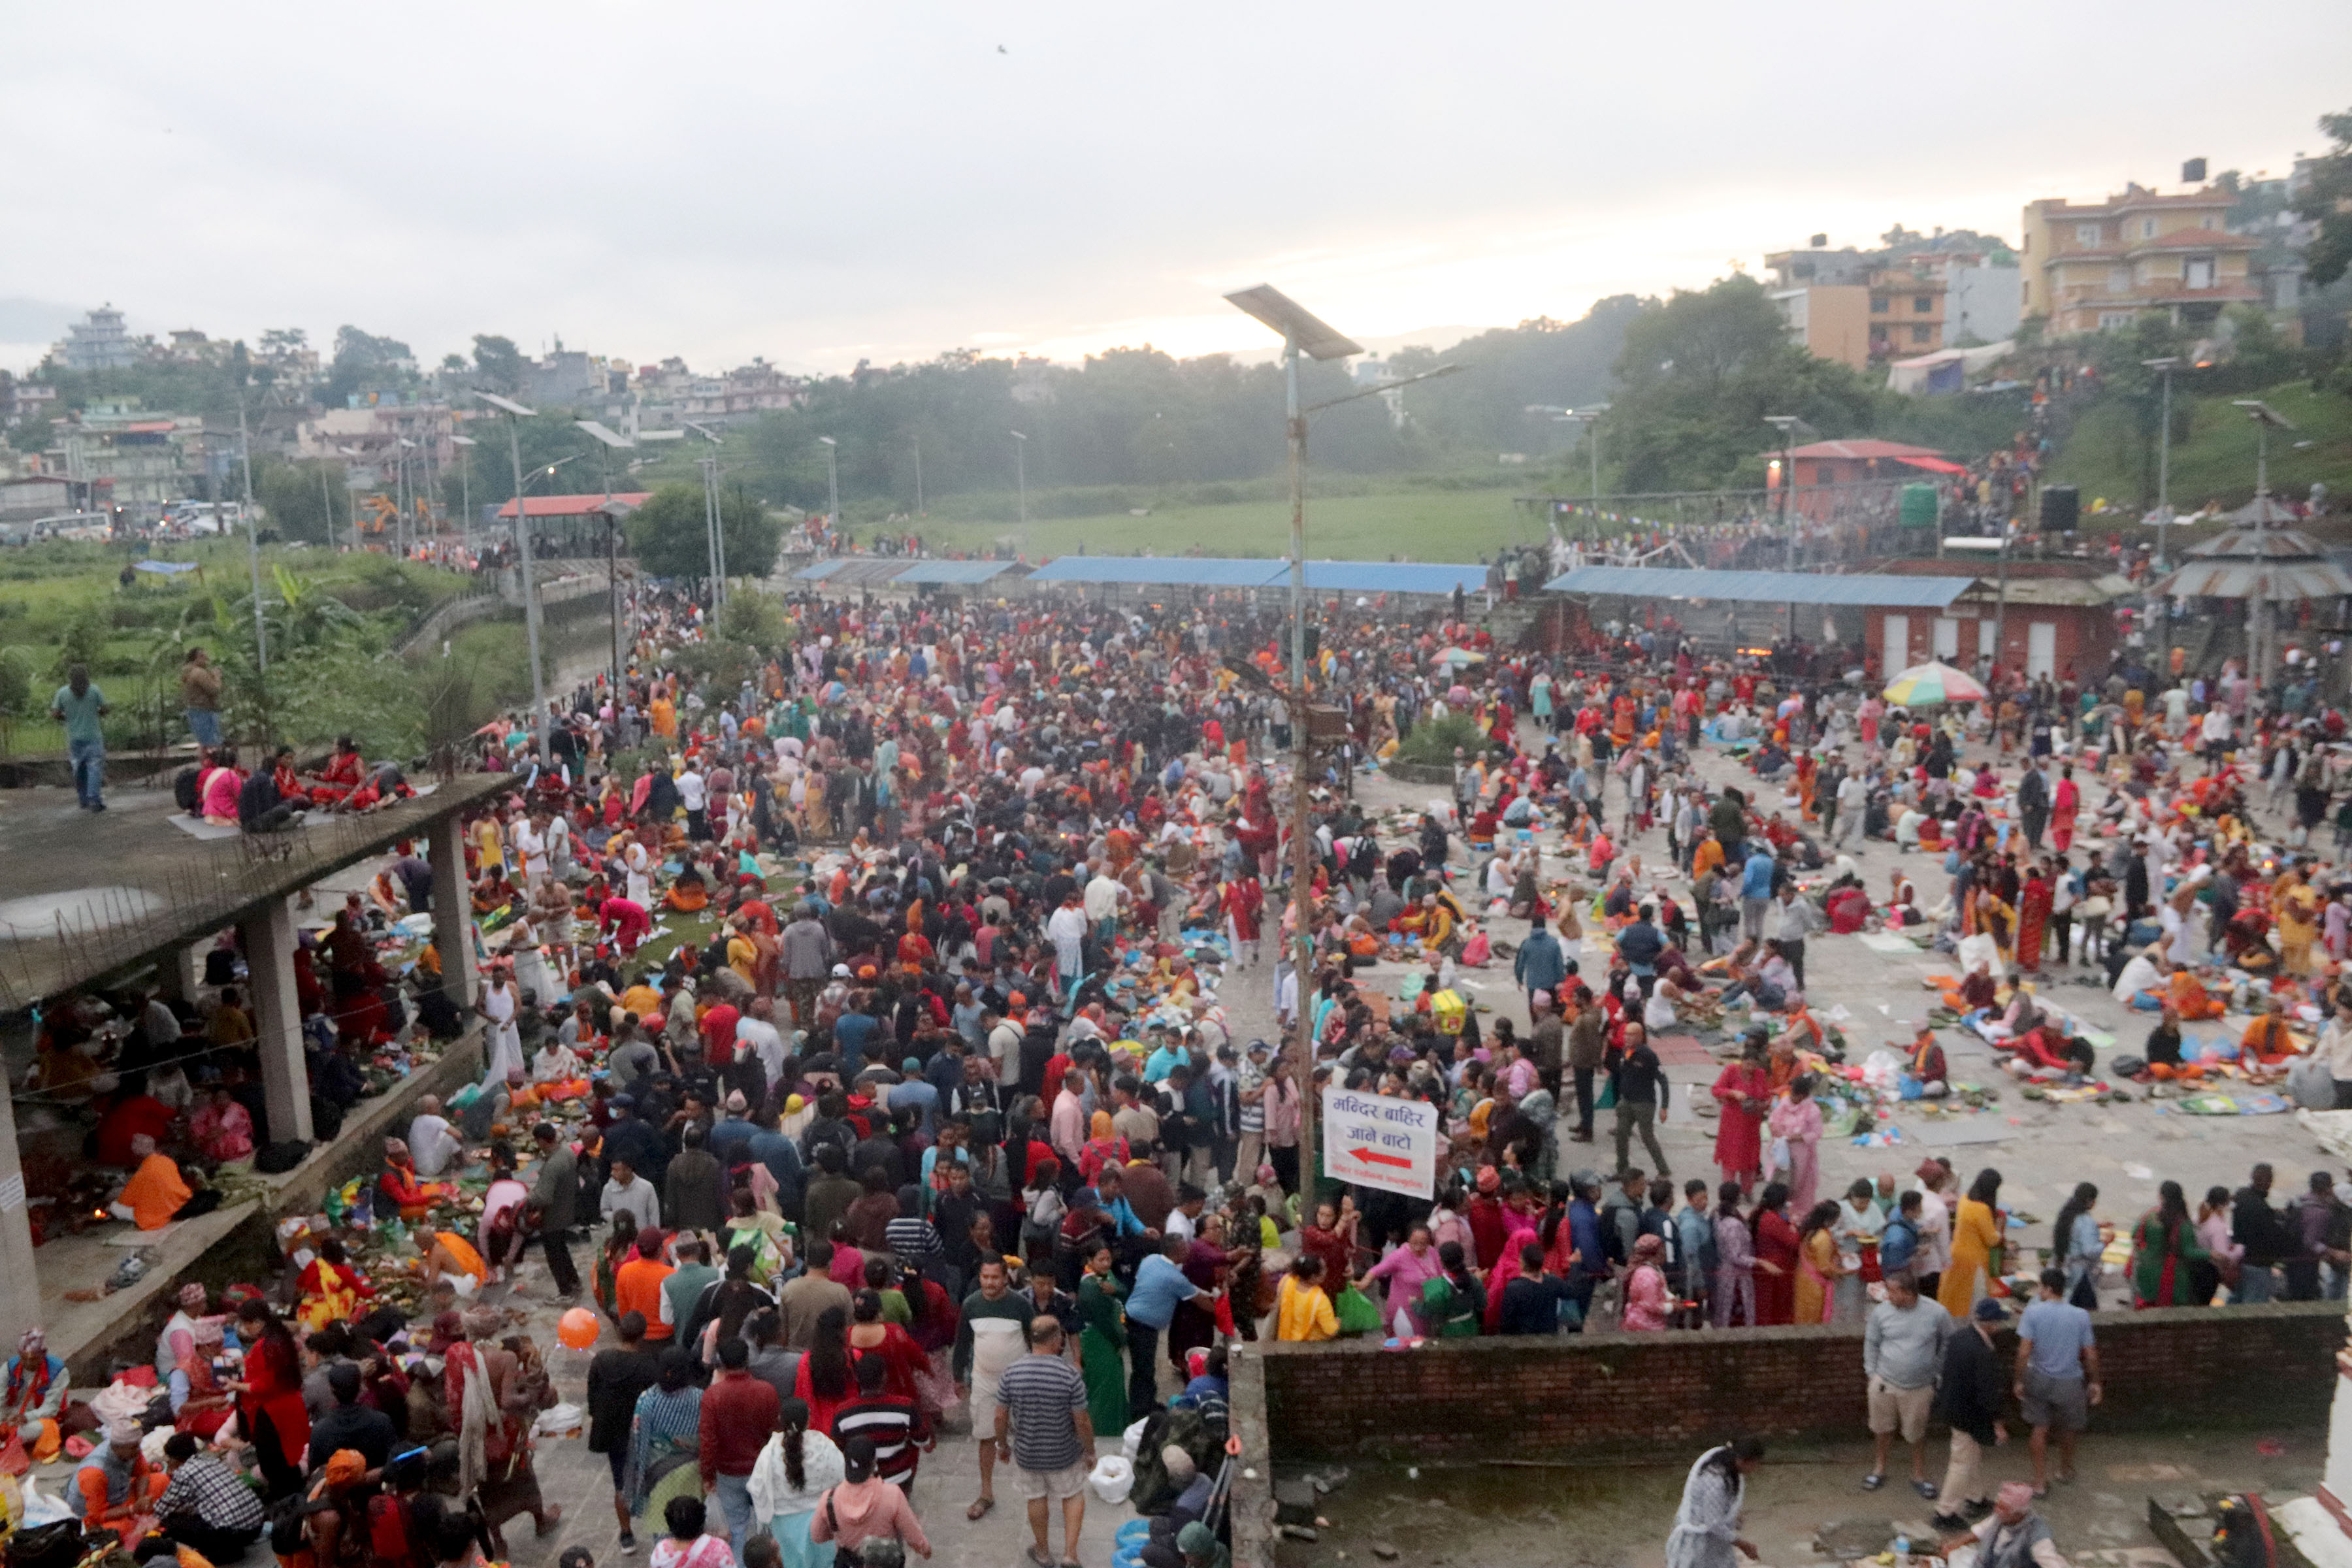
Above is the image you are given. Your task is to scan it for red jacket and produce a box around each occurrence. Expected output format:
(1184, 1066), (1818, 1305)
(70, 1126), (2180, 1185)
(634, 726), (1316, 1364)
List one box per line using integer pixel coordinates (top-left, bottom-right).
(698, 1368), (781, 1484)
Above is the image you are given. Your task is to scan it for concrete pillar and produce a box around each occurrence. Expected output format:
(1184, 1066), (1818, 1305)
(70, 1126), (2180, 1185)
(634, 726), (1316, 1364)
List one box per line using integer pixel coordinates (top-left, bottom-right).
(429, 811), (478, 1011)
(0, 1070), (44, 1355)
(154, 941), (201, 1005)
(238, 896), (314, 1145)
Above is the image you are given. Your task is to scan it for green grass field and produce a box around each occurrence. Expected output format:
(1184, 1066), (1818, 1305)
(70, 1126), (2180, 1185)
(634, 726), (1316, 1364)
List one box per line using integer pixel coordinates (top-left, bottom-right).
(914, 486), (1549, 563)
(2046, 380), (2352, 514)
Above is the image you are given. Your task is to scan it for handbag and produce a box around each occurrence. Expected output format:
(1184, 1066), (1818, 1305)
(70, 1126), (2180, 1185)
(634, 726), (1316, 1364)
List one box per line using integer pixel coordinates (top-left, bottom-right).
(1333, 1284), (1382, 1336)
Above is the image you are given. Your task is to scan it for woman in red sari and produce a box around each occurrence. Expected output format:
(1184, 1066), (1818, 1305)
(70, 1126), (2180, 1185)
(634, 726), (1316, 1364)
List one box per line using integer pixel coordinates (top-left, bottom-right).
(229, 1301), (309, 1499)
(1750, 1183), (1800, 1327)
(2014, 865), (2052, 974)
(2050, 765), (2079, 852)
(1710, 1043), (1771, 1194)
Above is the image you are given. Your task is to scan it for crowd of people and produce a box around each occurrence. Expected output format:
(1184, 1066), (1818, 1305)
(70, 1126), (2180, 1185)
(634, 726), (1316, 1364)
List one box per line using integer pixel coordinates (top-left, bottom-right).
(23, 546), (2352, 1568)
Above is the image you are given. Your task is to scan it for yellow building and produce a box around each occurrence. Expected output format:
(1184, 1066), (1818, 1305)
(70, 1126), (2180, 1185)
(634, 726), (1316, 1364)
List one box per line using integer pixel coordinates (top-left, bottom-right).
(2020, 183), (2258, 336)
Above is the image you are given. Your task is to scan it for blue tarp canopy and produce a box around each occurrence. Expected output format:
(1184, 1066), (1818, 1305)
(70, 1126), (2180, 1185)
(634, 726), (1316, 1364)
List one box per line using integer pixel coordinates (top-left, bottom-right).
(1026, 557), (1290, 587)
(793, 559), (853, 580)
(890, 560), (1026, 585)
(132, 559), (202, 575)
(1300, 561), (1486, 596)
(1542, 565), (1978, 608)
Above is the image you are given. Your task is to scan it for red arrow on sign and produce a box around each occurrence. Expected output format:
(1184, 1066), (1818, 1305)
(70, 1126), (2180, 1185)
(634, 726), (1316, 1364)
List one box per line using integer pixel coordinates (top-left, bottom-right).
(1345, 1146), (1413, 1171)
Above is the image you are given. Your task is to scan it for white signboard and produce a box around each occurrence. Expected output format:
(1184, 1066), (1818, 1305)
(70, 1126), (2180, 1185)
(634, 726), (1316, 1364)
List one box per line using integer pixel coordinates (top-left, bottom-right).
(1320, 1086), (1439, 1200)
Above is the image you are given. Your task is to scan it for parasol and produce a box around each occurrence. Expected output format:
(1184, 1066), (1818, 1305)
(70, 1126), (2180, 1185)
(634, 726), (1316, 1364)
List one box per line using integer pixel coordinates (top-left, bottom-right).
(1882, 661), (1987, 706)
(1435, 647), (1486, 668)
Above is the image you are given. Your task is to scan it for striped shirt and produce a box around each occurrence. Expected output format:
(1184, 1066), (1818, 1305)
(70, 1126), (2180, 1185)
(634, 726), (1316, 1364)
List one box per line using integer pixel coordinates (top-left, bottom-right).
(995, 1353), (1087, 1473)
(834, 1394), (924, 1485)
(883, 1215), (941, 1262)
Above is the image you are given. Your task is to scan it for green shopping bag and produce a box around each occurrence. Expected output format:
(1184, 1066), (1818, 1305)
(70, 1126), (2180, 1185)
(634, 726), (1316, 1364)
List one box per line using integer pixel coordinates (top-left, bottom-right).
(1334, 1284), (1383, 1336)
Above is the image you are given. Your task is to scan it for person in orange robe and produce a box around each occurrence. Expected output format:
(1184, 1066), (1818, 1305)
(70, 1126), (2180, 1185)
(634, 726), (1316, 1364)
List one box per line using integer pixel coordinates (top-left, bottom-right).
(2240, 1000), (2299, 1070)
(109, 1137), (191, 1230)
(378, 1137), (453, 1221)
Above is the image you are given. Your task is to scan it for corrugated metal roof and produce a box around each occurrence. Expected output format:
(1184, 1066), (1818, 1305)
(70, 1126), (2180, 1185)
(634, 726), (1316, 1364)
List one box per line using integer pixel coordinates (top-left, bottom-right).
(1027, 557), (1289, 587)
(1299, 561), (1489, 596)
(794, 559), (852, 580)
(2184, 523), (2321, 555)
(495, 492), (653, 518)
(2155, 559), (2352, 600)
(825, 559), (920, 587)
(1543, 565), (1980, 608)
(1956, 574), (2136, 608)
(891, 560), (1026, 585)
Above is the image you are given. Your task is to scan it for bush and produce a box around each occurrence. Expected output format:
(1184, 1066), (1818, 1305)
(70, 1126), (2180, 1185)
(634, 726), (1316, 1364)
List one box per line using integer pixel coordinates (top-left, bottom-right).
(1393, 711), (1490, 766)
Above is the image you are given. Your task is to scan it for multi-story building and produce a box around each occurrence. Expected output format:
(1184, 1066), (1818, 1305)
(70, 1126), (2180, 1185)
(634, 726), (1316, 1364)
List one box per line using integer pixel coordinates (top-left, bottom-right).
(0, 375), (57, 429)
(295, 402), (457, 488)
(54, 306), (138, 371)
(2019, 182), (2259, 335)
(1765, 242), (2019, 367)
(52, 400), (202, 518)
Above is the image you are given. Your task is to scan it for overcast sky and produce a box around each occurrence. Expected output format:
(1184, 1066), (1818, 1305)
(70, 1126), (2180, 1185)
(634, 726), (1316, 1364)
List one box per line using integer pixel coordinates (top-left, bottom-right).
(5, 1), (2346, 378)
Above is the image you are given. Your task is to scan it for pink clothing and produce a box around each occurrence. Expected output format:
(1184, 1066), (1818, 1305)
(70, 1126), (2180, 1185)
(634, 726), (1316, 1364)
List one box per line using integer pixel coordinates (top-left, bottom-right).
(808, 1476), (932, 1558)
(1622, 1263), (1670, 1330)
(189, 1099), (253, 1162)
(1262, 1081), (1302, 1147)
(1768, 1096), (1823, 1214)
(1049, 1089), (1088, 1165)
(199, 767), (243, 821)
(1362, 1243), (1446, 1333)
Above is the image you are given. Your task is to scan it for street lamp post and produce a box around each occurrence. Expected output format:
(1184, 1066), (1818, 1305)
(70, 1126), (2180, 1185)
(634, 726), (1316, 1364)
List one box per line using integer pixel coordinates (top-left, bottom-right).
(2232, 399), (2299, 689)
(1221, 285), (1462, 1208)
(236, 401), (268, 675)
(578, 420), (636, 711)
(1009, 431), (1029, 554)
(912, 434), (924, 516)
(818, 434), (840, 561)
(2142, 356), (2180, 678)
(1763, 415), (1803, 640)
(476, 392), (549, 754)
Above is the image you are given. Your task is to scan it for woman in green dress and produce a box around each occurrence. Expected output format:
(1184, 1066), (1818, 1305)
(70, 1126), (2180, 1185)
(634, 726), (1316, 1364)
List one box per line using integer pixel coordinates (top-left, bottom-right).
(1075, 1241), (1129, 1438)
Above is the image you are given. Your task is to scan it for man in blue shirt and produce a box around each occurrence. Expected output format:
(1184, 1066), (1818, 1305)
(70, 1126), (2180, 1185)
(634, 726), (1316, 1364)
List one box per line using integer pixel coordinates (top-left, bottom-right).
(2014, 1267), (2100, 1493)
(1563, 1171), (1609, 1331)
(1123, 1235), (1203, 1416)
(1740, 847), (1779, 943)
(50, 664), (109, 811)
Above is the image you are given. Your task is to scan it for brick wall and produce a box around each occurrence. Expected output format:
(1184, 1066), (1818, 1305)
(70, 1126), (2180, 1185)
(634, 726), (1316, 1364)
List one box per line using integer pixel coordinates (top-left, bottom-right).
(1242, 1303), (2343, 1464)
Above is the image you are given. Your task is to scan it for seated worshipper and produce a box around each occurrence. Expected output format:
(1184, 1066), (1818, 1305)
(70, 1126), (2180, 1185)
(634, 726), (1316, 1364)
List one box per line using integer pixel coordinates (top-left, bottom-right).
(380, 1138), (458, 1221)
(2161, 960), (2225, 1020)
(0, 1328), (67, 1473)
(155, 1429), (267, 1561)
(108, 1134), (193, 1230)
(297, 1235), (376, 1331)
(664, 864), (710, 914)
(1958, 963), (1999, 1015)
(2002, 1022), (2095, 1081)
(409, 1095), (468, 1175)
(531, 1034), (588, 1094)
(68, 1420), (165, 1545)
(2240, 998), (2302, 1075)
(169, 1320), (236, 1440)
(1906, 1027), (1950, 1098)
(188, 1085), (255, 1164)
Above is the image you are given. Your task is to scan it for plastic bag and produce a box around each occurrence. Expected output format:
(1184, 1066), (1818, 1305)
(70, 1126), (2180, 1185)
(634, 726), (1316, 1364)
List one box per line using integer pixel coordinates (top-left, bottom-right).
(1334, 1284), (1383, 1335)
(1088, 1454), (1135, 1504)
(1859, 1049), (1905, 1090)
(1122, 1417), (1150, 1459)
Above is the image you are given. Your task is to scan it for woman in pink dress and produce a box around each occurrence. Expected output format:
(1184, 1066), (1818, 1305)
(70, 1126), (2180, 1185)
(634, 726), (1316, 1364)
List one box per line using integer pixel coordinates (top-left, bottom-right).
(1767, 1075), (1824, 1215)
(1622, 1233), (1671, 1330)
(1710, 1043), (1771, 1194)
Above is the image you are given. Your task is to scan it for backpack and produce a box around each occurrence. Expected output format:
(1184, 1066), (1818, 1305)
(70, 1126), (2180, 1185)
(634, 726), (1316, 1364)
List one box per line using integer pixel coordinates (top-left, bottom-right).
(173, 766), (202, 813)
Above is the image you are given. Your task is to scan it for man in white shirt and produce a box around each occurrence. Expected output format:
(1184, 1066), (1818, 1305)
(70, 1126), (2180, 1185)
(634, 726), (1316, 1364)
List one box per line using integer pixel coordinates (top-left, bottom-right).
(679, 764), (709, 838)
(1083, 862), (1126, 943)
(599, 1156), (661, 1231)
(512, 816), (548, 892)
(735, 997), (787, 1086)
(408, 1098), (465, 1177)
(987, 1010), (1024, 1087)
(1045, 896), (1089, 989)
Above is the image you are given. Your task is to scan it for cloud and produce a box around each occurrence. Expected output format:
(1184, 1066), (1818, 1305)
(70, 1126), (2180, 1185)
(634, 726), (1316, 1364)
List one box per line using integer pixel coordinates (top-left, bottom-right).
(0, 0), (2344, 377)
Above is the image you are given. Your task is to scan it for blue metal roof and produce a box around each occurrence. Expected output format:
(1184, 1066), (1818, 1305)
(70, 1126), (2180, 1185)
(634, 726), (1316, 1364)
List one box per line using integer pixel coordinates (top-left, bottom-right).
(890, 560), (1025, 585)
(792, 558), (851, 580)
(1300, 561), (1488, 596)
(1026, 557), (1290, 587)
(1541, 565), (1980, 609)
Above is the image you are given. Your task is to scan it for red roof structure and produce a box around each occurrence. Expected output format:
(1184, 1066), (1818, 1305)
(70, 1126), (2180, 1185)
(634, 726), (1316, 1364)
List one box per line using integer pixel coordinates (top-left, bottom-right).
(495, 492), (652, 519)
(1782, 439), (1947, 462)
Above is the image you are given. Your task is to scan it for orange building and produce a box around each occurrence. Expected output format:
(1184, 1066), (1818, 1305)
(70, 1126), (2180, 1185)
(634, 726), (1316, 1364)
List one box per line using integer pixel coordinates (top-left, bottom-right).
(2019, 183), (2259, 335)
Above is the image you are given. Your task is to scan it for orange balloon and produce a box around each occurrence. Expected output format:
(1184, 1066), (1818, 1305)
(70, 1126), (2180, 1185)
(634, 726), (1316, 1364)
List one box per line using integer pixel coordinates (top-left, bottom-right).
(557, 1307), (600, 1350)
